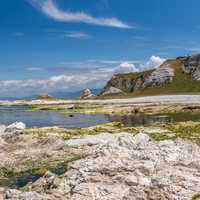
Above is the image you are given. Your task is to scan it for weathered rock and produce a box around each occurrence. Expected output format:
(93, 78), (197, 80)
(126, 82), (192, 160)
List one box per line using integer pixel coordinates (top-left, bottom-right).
(101, 86), (123, 96)
(0, 125), (6, 135)
(103, 64), (175, 93)
(5, 190), (45, 200)
(5, 122), (26, 133)
(0, 131), (84, 189)
(26, 171), (61, 192)
(5, 132), (200, 200)
(178, 54), (200, 80)
(0, 187), (5, 200)
(142, 64), (174, 88)
(80, 89), (95, 99)
(65, 132), (126, 147)
(1, 122), (26, 141)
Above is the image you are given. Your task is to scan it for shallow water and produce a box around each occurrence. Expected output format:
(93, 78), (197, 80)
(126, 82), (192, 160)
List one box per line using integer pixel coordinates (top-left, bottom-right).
(109, 112), (200, 126)
(2, 106), (200, 188)
(0, 162), (69, 189)
(1, 106), (200, 128)
(0, 105), (110, 128)
(0, 173), (43, 189)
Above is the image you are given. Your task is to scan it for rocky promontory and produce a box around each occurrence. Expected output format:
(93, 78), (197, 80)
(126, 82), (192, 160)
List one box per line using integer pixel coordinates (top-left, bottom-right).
(102, 54), (200, 96)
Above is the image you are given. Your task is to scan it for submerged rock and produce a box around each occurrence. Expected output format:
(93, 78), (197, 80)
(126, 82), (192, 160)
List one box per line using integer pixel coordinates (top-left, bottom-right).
(4, 132), (200, 200)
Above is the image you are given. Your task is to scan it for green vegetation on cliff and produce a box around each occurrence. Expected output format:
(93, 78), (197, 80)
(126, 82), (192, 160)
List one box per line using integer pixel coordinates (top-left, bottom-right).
(101, 56), (200, 98)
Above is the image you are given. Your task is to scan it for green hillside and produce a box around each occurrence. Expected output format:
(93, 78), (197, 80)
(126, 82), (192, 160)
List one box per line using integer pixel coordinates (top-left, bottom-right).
(100, 58), (200, 98)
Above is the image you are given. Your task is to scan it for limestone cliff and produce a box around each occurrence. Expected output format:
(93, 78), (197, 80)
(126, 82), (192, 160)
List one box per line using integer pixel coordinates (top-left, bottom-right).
(101, 54), (200, 96)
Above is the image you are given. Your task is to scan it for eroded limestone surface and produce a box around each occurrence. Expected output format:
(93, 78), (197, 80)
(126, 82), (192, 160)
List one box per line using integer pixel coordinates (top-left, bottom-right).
(3, 132), (200, 200)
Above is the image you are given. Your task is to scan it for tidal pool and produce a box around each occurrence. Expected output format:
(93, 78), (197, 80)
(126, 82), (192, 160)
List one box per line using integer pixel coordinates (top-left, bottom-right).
(2, 106), (200, 188)
(0, 162), (69, 189)
(109, 112), (200, 126)
(0, 105), (110, 128)
(1, 106), (200, 128)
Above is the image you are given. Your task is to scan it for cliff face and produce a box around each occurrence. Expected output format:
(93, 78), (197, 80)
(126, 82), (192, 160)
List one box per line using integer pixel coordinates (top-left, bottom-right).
(101, 54), (200, 96)
(177, 54), (200, 80)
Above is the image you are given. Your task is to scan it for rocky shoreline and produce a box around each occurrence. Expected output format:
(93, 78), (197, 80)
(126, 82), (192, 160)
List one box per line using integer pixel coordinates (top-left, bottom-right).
(1, 121), (200, 199)
(1, 95), (200, 106)
(2, 95), (200, 117)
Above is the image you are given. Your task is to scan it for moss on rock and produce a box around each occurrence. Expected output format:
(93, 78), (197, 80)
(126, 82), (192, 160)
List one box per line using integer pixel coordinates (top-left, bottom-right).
(24, 122), (139, 140)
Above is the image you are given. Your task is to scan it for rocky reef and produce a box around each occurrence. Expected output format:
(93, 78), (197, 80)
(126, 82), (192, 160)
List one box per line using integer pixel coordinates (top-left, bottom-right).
(102, 54), (200, 96)
(1, 121), (200, 199)
(2, 131), (200, 199)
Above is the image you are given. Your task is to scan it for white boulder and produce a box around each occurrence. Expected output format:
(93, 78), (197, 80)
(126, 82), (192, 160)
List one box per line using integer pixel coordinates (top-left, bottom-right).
(5, 122), (26, 133)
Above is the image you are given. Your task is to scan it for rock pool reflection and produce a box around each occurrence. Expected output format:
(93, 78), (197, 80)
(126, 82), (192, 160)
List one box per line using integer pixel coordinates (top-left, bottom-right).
(109, 112), (200, 126)
(0, 106), (200, 128)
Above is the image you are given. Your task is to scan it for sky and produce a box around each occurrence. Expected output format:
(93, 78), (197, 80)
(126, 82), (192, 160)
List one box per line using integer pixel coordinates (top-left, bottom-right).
(0, 0), (200, 97)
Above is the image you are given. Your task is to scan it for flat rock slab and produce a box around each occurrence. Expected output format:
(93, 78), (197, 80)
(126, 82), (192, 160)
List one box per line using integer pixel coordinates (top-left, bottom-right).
(65, 132), (128, 147)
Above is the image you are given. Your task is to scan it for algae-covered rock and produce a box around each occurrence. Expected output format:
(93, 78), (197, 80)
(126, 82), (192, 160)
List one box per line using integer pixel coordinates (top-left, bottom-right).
(5, 132), (200, 200)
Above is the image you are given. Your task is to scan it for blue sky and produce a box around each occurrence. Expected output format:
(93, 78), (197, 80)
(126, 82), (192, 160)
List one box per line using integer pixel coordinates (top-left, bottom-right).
(0, 0), (200, 97)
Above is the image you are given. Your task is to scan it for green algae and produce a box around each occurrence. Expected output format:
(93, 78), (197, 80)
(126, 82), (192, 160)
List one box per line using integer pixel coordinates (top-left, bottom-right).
(0, 154), (84, 188)
(150, 132), (176, 141)
(28, 105), (67, 111)
(192, 194), (200, 200)
(24, 122), (138, 140)
(159, 121), (200, 144)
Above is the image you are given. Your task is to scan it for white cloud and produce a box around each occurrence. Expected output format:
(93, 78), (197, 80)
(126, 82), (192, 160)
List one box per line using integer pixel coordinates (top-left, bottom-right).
(0, 56), (165, 97)
(64, 32), (90, 39)
(115, 62), (139, 74)
(29, 0), (131, 29)
(139, 56), (166, 70)
(45, 29), (91, 39)
(26, 67), (43, 71)
(0, 69), (113, 97)
(60, 59), (141, 65)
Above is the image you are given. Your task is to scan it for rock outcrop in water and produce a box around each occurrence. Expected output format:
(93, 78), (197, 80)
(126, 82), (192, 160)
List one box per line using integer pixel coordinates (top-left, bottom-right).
(3, 131), (200, 200)
(37, 93), (55, 100)
(80, 89), (95, 99)
(102, 54), (200, 96)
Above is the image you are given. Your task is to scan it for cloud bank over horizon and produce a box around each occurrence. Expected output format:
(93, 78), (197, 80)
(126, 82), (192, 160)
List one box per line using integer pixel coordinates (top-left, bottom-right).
(0, 56), (165, 98)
